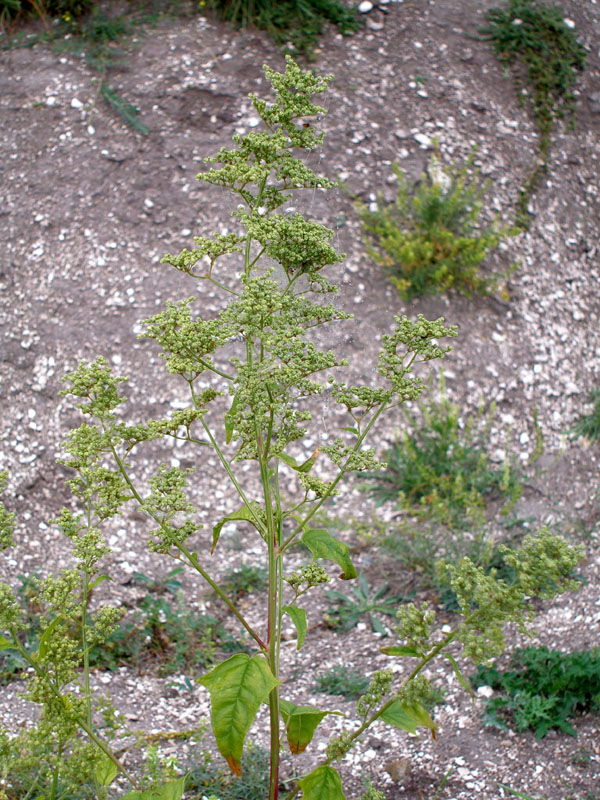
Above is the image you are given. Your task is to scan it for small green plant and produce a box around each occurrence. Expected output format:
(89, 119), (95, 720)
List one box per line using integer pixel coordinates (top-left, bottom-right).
(315, 664), (370, 699)
(206, 0), (361, 60)
(185, 743), (269, 800)
(361, 146), (512, 301)
(324, 574), (404, 634)
(364, 373), (522, 529)
(219, 565), (268, 599)
(569, 387), (600, 443)
(471, 646), (600, 738)
(481, 0), (586, 227)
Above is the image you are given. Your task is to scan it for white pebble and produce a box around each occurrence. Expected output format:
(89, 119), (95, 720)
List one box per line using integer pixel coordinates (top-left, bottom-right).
(71, 97), (84, 109)
(358, 0), (373, 12)
(414, 133), (432, 148)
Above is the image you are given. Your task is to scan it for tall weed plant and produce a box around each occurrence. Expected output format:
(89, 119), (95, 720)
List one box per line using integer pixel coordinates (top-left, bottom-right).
(0, 59), (585, 800)
(361, 146), (513, 301)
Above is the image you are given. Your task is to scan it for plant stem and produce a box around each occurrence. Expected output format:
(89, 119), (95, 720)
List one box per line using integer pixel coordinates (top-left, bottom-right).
(49, 737), (62, 800)
(261, 456), (280, 800)
(177, 543), (267, 651)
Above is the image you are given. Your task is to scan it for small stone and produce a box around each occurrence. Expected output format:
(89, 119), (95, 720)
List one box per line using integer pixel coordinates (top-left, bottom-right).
(358, 0), (373, 12)
(71, 97), (84, 109)
(394, 128), (410, 139)
(385, 758), (411, 782)
(477, 685), (494, 699)
(366, 18), (384, 31)
(414, 132), (432, 148)
(46, 96), (57, 106)
(87, 125), (95, 135)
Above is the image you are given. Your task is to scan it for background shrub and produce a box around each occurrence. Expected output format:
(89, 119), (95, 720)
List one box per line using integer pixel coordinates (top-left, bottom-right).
(363, 374), (522, 529)
(361, 146), (511, 300)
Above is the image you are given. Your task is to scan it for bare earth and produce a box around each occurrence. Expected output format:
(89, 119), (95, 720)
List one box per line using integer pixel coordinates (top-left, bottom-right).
(0, 1), (599, 798)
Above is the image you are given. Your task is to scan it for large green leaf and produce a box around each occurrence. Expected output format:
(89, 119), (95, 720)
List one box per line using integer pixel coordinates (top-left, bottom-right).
(95, 755), (119, 787)
(302, 529), (357, 580)
(297, 765), (346, 800)
(279, 699), (343, 754)
(117, 778), (185, 800)
(198, 654), (279, 776)
(282, 604), (307, 650)
(211, 504), (262, 554)
(380, 699), (437, 738)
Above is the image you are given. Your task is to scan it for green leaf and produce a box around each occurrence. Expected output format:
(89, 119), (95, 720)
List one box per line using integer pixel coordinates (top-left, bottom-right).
(101, 82), (149, 136)
(297, 765), (346, 800)
(380, 645), (421, 658)
(89, 573), (112, 591)
(198, 654), (279, 776)
(302, 529), (357, 580)
(116, 779), (185, 800)
(38, 616), (64, 659)
(380, 699), (437, 737)
(370, 613), (388, 636)
(444, 653), (475, 698)
(212, 505), (261, 554)
(342, 426), (359, 435)
(282, 605), (307, 650)
(280, 449), (320, 473)
(225, 390), (241, 444)
(279, 699), (343, 754)
(95, 756), (119, 787)
(0, 634), (18, 651)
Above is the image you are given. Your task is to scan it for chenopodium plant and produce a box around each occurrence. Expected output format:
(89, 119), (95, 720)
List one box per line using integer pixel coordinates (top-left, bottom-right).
(0, 57), (583, 800)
